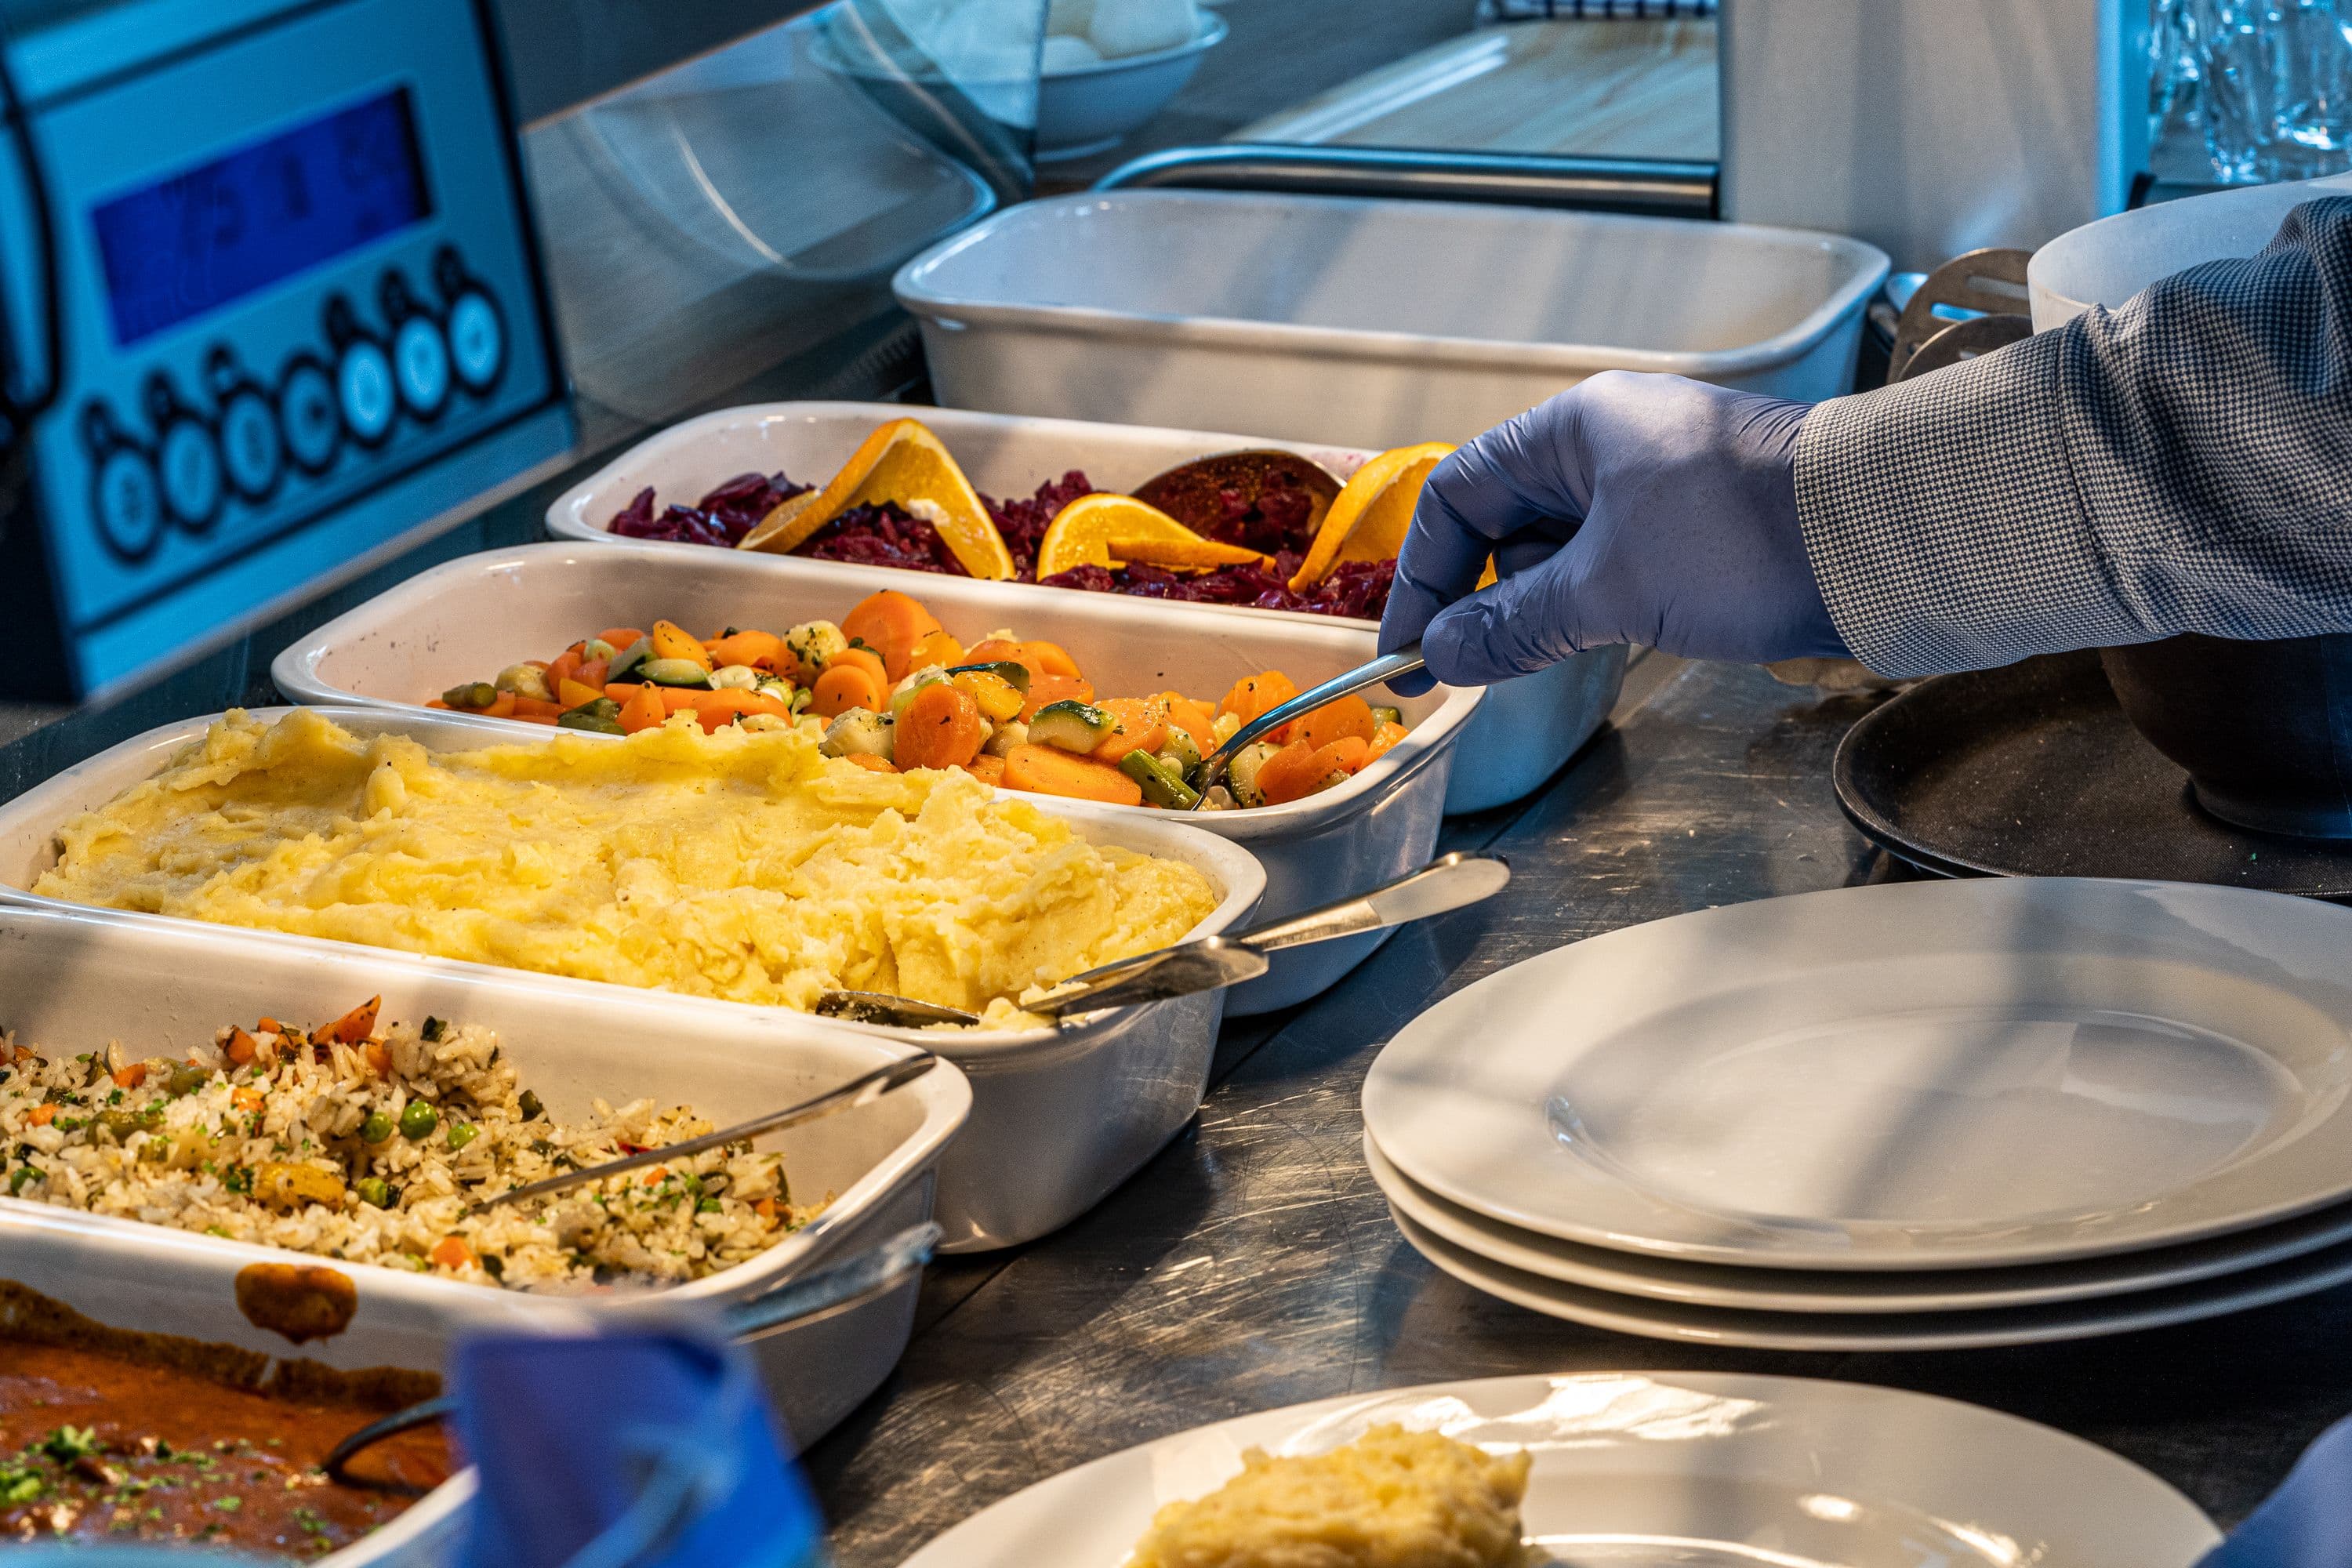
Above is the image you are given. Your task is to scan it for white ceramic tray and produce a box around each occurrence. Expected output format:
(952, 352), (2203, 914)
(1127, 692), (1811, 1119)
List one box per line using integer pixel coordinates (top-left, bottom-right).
(273, 539), (1472, 1015)
(540, 400), (1623, 815)
(892, 191), (1890, 448)
(897, 1372), (2219, 1568)
(0, 708), (1263, 1254)
(0, 900), (968, 1450)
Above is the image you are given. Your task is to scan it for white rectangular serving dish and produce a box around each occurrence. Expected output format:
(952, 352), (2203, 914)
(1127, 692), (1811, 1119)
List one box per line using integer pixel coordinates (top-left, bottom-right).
(273, 539), (1475, 1011)
(0, 902), (968, 1453)
(540, 400), (1620, 814)
(891, 191), (1893, 448)
(0, 709), (1264, 1253)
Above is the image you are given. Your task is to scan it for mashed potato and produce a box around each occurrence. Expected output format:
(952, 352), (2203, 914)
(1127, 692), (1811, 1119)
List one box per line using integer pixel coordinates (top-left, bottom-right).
(34, 710), (1219, 1022)
(1128, 1425), (1532, 1568)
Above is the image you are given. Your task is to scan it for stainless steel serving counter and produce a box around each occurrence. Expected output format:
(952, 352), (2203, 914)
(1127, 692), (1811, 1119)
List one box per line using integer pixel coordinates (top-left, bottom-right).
(801, 648), (2351, 1567)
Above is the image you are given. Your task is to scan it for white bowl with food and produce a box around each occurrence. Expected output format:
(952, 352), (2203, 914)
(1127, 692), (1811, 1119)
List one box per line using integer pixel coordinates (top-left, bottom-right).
(1035, 9), (1227, 160)
(539, 400), (1617, 814)
(270, 540), (1475, 1012)
(0, 900), (967, 1450)
(0, 710), (1263, 1252)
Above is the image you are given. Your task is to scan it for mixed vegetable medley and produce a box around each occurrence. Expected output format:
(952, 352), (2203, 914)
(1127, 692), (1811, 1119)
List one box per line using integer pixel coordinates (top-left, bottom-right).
(431, 589), (1412, 811)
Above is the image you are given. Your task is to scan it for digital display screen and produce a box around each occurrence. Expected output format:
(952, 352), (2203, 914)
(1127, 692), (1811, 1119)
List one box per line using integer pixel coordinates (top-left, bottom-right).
(91, 89), (433, 347)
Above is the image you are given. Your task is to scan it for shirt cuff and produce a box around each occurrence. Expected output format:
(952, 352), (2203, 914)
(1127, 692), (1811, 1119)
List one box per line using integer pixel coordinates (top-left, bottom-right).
(1792, 328), (2136, 679)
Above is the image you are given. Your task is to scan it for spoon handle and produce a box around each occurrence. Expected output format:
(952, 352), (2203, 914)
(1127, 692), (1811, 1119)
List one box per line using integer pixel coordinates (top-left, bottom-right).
(1236, 852), (1511, 953)
(1191, 642), (1427, 808)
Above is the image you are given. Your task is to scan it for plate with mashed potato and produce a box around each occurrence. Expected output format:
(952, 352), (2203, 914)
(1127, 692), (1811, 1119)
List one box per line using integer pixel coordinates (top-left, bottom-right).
(895, 1372), (2219, 1568)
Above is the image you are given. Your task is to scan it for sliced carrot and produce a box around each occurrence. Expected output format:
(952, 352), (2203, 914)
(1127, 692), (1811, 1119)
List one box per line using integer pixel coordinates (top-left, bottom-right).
(825, 645), (888, 688)
(430, 1237), (476, 1269)
(1017, 673), (1098, 722)
(1365, 720), (1410, 763)
(1089, 697), (1168, 764)
(709, 629), (783, 670)
(557, 677), (605, 710)
(812, 664), (885, 718)
(1291, 693), (1377, 752)
(841, 753), (900, 774)
(232, 1086), (265, 1112)
(597, 628), (646, 655)
(842, 590), (946, 681)
(27, 1104), (54, 1127)
(1158, 693), (1215, 753)
(650, 619), (712, 669)
(1021, 640), (1083, 679)
(316, 996), (382, 1045)
(964, 637), (1027, 668)
(426, 699), (452, 710)
(515, 714), (558, 725)
(618, 684), (668, 735)
(895, 682), (987, 770)
(964, 753), (1007, 786)
(225, 1028), (259, 1066)
(477, 691), (518, 720)
(513, 695), (567, 720)
(1216, 671), (1300, 730)
(1253, 739), (1324, 805)
(546, 645), (586, 691)
(364, 1041), (393, 1076)
(656, 688), (792, 731)
(1003, 743), (1143, 805)
(577, 659), (611, 688)
(907, 628), (966, 674)
(111, 1062), (148, 1090)
(1323, 735), (1370, 774)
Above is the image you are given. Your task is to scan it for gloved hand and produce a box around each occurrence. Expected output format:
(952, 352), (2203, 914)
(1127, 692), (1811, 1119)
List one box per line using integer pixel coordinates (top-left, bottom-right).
(1379, 372), (1851, 694)
(2198, 1409), (2352, 1568)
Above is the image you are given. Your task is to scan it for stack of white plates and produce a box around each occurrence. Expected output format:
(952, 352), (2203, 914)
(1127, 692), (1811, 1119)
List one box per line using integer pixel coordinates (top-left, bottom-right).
(1363, 877), (2352, 1349)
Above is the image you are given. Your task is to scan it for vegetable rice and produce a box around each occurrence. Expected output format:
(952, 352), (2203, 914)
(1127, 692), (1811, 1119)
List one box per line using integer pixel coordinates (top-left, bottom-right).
(0, 1000), (824, 1290)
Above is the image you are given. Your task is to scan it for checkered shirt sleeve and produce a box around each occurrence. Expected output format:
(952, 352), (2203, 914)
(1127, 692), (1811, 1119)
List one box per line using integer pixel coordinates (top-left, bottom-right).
(1795, 196), (2352, 679)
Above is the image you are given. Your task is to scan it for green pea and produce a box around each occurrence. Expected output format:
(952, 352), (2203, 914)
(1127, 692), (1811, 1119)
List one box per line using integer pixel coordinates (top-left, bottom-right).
(445, 1122), (478, 1152)
(355, 1178), (390, 1209)
(9, 1165), (36, 1193)
(398, 1101), (439, 1141)
(360, 1111), (394, 1144)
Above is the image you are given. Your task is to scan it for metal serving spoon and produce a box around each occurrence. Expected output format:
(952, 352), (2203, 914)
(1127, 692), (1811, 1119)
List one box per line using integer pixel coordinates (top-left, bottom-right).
(1189, 642), (1428, 808)
(463, 1052), (938, 1216)
(815, 851), (1508, 1029)
(321, 1221), (942, 1490)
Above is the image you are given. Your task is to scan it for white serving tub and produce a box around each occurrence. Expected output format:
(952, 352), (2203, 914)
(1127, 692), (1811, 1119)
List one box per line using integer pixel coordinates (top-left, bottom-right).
(0, 901), (967, 1453)
(272, 540), (1475, 1013)
(540, 401), (1613, 814)
(891, 191), (1892, 448)
(0, 709), (1263, 1253)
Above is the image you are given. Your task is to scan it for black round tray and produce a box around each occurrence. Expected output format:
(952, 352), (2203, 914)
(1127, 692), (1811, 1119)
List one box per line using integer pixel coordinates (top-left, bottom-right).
(1833, 649), (2352, 898)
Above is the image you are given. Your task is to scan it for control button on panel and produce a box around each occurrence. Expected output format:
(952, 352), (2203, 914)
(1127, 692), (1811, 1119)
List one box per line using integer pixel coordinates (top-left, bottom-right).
(338, 339), (395, 447)
(447, 289), (505, 394)
(159, 417), (223, 532)
(93, 446), (165, 564)
(279, 356), (342, 475)
(394, 314), (452, 421)
(220, 388), (282, 503)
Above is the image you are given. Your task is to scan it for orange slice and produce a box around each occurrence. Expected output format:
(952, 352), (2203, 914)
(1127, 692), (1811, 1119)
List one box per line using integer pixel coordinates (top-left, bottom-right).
(736, 418), (1016, 579)
(1034, 494), (1271, 579)
(1288, 442), (1455, 593)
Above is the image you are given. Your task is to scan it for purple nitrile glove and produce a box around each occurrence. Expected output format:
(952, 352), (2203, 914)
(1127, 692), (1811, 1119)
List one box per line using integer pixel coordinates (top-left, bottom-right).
(2198, 1409), (2352, 1568)
(1379, 372), (1850, 695)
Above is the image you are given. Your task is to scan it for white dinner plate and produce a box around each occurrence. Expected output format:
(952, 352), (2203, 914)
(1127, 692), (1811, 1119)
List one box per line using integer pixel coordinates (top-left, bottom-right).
(1363, 878), (2352, 1271)
(1367, 1132), (2352, 1312)
(896, 1371), (2218, 1568)
(1388, 1200), (2352, 1350)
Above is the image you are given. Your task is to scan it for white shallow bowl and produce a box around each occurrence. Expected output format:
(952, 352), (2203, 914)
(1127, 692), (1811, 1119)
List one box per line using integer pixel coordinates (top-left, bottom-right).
(272, 539), (1475, 1014)
(541, 400), (1618, 815)
(0, 709), (1264, 1254)
(894, 191), (1891, 449)
(1364, 877), (2352, 1272)
(1367, 1131), (2352, 1314)
(1035, 16), (1227, 160)
(897, 1371), (2218, 1568)
(1388, 1201), (2352, 1352)
(0, 901), (967, 1448)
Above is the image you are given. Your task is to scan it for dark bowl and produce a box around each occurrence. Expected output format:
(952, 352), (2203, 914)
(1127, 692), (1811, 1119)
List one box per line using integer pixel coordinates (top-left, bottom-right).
(2099, 632), (2352, 840)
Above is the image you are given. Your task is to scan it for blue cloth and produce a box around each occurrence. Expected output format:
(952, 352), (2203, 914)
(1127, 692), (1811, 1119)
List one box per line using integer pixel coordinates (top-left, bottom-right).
(1381, 372), (1846, 691)
(2199, 1410), (2352, 1568)
(452, 1324), (826, 1568)
(1799, 195), (2352, 677)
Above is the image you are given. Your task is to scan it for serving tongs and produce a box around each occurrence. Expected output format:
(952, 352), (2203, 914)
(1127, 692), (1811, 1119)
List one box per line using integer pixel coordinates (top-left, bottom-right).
(322, 1221), (942, 1490)
(1187, 642), (1427, 808)
(815, 851), (1508, 1029)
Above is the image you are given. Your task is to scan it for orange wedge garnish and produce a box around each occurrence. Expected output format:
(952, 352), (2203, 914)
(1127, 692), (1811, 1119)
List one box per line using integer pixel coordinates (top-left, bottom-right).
(1288, 442), (1455, 593)
(1034, 494), (1271, 579)
(737, 418), (1016, 580)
